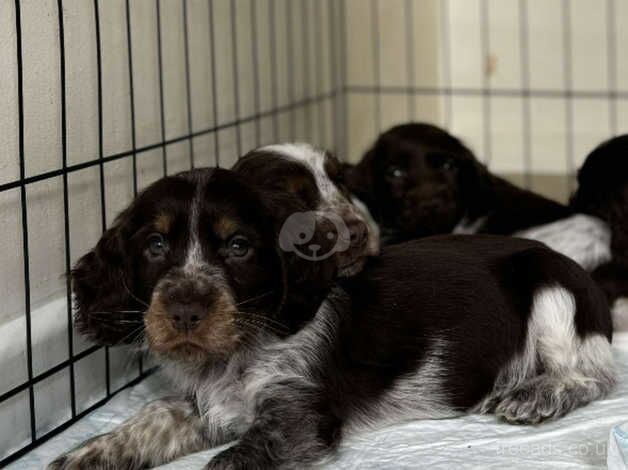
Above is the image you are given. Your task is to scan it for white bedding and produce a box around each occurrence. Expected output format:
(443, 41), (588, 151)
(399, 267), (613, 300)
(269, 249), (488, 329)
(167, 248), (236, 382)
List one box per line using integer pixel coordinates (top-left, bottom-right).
(9, 333), (628, 470)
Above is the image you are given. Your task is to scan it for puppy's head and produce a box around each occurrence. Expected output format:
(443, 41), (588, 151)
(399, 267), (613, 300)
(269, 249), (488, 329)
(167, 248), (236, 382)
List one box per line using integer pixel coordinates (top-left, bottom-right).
(572, 135), (628, 218)
(72, 168), (337, 364)
(347, 123), (489, 242)
(572, 134), (628, 257)
(233, 143), (380, 276)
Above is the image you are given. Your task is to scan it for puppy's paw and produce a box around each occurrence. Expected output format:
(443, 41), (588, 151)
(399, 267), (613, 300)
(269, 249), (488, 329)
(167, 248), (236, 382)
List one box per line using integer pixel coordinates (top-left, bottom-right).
(493, 377), (571, 425)
(46, 455), (68, 470)
(205, 445), (271, 470)
(47, 434), (135, 470)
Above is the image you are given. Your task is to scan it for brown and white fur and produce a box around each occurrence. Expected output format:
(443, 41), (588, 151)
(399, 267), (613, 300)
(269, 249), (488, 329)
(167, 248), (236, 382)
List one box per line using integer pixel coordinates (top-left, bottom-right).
(50, 168), (615, 470)
(233, 143), (380, 276)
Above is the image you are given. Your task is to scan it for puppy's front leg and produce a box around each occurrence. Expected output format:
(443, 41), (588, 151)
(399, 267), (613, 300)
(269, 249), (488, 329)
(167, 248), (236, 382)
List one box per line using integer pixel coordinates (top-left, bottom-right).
(207, 382), (341, 470)
(49, 396), (213, 470)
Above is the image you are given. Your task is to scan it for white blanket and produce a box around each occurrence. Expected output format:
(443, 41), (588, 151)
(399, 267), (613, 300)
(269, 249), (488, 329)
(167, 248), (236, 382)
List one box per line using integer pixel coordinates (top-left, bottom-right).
(9, 333), (628, 470)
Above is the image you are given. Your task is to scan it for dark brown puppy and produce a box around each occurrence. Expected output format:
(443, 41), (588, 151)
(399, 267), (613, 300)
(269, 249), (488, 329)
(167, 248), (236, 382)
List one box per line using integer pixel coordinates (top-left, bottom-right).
(347, 123), (571, 244)
(51, 167), (614, 470)
(571, 134), (628, 330)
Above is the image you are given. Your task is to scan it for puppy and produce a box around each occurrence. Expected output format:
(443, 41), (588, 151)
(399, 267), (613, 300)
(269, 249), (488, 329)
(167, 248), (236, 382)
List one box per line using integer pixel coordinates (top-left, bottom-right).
(50, 168), (614, 469)
(571, 134), (628, 264)
(542, 135), (628, 331)
(233, 143), (380, 276)
(347, 123), (571, 244)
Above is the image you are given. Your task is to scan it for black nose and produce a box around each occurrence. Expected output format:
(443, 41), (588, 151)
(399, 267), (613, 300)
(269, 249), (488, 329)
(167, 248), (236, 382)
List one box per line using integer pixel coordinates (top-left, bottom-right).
(169, 301), (207, 331)
(347, 219), (368, 246)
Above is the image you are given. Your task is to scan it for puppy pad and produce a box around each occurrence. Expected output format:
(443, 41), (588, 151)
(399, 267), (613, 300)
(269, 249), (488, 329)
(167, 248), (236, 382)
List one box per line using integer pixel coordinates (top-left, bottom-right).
(9, 333), (628, 470)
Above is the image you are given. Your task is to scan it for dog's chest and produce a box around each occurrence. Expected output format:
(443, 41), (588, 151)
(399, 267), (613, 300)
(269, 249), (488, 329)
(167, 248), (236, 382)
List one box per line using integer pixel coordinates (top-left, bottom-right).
(194, 361), (256, 436)
(194, 339), (320, 436)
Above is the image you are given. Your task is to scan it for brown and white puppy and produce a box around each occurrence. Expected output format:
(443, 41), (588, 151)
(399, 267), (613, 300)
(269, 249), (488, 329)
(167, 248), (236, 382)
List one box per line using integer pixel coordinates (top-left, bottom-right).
(347, 123), (571, 244)
(233, 143), (380, 276)
(51, 168), (614, 470)
(70, 167), (337, 348)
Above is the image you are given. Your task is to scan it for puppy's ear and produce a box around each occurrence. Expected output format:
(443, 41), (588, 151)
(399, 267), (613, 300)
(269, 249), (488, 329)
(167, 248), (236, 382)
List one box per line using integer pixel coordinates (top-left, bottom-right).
(275, 233), (338, 332)
(345, 148), (378, 211)
(71, 216), (137, 344)
(458, 155), (492, 220)
(263, 193), (338, 330)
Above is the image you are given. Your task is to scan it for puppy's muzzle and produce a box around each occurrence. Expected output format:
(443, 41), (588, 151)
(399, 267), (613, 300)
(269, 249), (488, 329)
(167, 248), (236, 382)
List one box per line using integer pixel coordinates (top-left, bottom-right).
(158, 273), (219, 331)
(347, 218), (368, 248)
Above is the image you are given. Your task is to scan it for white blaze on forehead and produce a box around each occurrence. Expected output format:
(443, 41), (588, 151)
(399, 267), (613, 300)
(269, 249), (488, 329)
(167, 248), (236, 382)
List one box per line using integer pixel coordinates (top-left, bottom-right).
(259, 143), (345, 206)
(185, 180), (204, 270)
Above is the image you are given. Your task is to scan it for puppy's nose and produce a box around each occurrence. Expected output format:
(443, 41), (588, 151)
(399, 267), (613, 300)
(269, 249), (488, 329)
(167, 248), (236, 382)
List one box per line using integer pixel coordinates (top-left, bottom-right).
(169, 302), (207, 331)
(347, 219), (368, 246)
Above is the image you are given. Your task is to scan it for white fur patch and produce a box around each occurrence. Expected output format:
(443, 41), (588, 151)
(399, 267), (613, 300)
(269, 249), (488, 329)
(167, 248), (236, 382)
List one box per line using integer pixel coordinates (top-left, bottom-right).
(511, 286), (612, 385)
(612, 298), (628, 332)
(260, 143), (341, 206)
(515, 214), (612, 271)
(348, 337), (456, 432)
(475, 285), (615, 421)
(184, 181), (204, 271)
(453, 215), (488, 234)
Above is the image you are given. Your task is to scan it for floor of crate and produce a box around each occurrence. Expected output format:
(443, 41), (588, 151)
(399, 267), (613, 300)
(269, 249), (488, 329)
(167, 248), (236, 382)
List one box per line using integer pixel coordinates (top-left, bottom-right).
(9, 333), (628, 470)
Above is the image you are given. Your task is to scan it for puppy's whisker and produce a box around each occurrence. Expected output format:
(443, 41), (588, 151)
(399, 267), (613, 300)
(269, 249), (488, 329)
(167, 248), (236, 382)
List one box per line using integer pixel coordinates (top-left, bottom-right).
(236, 311), (289, 331)
(236, 318), (286, 337)
(236, 290), (275, 307)
(90, 310), (145, 314)
(236, 314), (289, 333)
(109, 324), (146, 348)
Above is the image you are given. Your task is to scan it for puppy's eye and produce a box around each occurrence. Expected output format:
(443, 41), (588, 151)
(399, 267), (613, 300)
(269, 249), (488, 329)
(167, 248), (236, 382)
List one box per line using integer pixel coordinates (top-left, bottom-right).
(427, 153), (457, 171)
(146, 233), (169, 258)
(386, 165), (406, 181)
(228, 236), (251, 258)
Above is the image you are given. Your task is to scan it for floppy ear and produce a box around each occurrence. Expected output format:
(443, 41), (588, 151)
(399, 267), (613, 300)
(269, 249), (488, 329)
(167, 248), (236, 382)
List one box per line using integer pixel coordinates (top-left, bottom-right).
(71, 217), (138, 345)
(261, 191), (338, 331)
(458, 155), (493, 220)
(608, 201), (628, 262)
(345, 148), (380, 217)
(275, 234), (338, 333)
(345, 149), (375, 196)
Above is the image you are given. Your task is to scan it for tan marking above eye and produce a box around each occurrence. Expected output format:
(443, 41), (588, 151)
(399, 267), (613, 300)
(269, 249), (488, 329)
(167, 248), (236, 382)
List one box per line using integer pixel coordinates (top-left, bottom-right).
(213, 217), (239, 240)
(154, 213), (174, 233)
